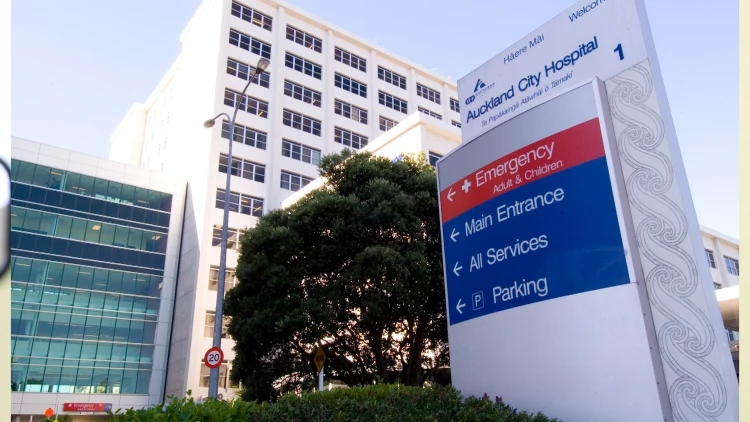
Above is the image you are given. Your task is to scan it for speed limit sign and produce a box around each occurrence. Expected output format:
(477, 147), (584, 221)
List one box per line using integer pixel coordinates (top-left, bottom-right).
(204, 347), (224, 369)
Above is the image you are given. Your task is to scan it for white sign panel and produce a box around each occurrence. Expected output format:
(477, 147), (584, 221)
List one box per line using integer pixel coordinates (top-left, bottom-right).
(457, 0), (648, 143)
(448, 0), (740, 420)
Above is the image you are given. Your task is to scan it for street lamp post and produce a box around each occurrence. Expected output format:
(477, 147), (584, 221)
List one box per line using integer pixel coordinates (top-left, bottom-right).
(203, 57), (270, 399)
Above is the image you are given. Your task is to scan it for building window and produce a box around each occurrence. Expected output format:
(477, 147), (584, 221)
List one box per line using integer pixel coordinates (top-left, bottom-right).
(379, 116), (398, 132)
(334, 47), (367, 72)
(208, 265), (237, 293)
(218, 154), (265, 183)
(334, 73), (367, 98)
(285, 52), (322, 80)
(204, 310), (230, 338)
(231, 1), (272, 31)
(283, 80), (322, 107)
(450, 98), (460, 112)
(212, 226), (240, 250)
(713, 282), (722, 290)
(10, 159), (173, 212)
(228, 29), (271, 59)
(334, 99), (367, 124)
(282, 140), (321, 166)
(451, 120), (461, 128)
(416, 83), (441, 104)
(377, 66), (406, 89)
(726, 330), (739, 342)
(418, 107), (442, 120)
(282, 109), (322, 136)
(334, 127), (368, 150)
(724, 256), (739, 276)
(10, 205), (168, 253)
(224, 88), (269, 118)
(705, 249), (716, 268)
(286, 25), (322, 52)
(199, 362), (237, 389)
(280, 171), (314, 192)
(429, 152), (443, 167)
(379, 91), (407, 114)
(216, 189), (263, 217)
(226, 58), (270, 88)
(221, 121), (267, 150)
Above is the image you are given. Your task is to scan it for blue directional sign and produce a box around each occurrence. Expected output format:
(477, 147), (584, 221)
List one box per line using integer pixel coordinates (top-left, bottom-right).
(438, 117), (630, 325)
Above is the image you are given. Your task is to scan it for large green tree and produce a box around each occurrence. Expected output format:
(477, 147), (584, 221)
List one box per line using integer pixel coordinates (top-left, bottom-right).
(224, 150), (450, 402)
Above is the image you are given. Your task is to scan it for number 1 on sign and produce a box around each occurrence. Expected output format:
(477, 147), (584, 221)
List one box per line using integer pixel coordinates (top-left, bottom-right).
(614, 43), (624, 60)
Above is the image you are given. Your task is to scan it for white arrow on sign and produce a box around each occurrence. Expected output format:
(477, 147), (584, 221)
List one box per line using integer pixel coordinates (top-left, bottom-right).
(450, 228), (459, 242)
(446, 188), (456, 202)
(453, 262), (463, 277)
(456, 298), (466, 314)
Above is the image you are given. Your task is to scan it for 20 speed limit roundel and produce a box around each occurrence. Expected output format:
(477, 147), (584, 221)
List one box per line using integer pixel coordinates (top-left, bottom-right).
(204, 347), (224, 369)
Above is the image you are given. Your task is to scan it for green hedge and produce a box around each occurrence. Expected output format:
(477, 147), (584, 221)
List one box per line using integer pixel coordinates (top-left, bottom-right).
(109, 384), (559, 422)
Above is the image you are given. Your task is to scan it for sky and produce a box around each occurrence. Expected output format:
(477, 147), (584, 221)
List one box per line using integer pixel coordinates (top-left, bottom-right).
(11, 0), (739, 238)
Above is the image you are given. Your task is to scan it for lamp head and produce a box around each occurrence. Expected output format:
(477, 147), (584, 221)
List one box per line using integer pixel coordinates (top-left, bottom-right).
(203, 119), (216, 128)
(256, 58), (270, 73)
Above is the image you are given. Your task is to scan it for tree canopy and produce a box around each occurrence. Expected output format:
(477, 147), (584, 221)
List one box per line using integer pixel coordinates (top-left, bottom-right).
(224, 149), (449, 402)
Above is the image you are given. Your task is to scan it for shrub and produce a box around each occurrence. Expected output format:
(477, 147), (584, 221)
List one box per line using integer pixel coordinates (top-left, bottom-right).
(109, 384), (560, 422)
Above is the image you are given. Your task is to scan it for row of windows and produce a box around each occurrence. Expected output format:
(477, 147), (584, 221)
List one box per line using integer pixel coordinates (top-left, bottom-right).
(208, 265), (237, 292)
(418, 107), (442, 121)
(219, 153), (266, 183)
(285, 52), (322, 79)
(224, 88), (269, 118)
(335, 127), (368, 150)
(450, 98), (460, 112)
(280, 56), (458, 113)
(452, 120), (462, 128)
(11, 207), (167, 254)
(286, 25), (322, 53)
(284, 79), (322, 106)
(227, 58), (270, 88)
(204, 310), (230, 338)
(417, 83), (441, 105)
(11, 283), (160, 319)
(283, 109), (322, 136)
(705, 249), (740, 276)
(11, 160), (172, 213)
(11, 362), (152, 394)
(231, 1), (273, 31)
(335, 99), (367, 125)
(282, 139), (322, 166)
(281, 170), (314, 192)
(12, 183), (171, 231)
(379, 91), (408, 114)
(229, 28), (272, 59)
(216, 189), (264, 217)
(335, 47), (367, 72)
(378, 66), (406, 90)
(11, 231), (167, 272)
(12, 308), (157, 344)
(379, 116), (398, 132)
(199, 361), (238, 389)
(10, 257), (162, 297)
(335, 73), (367, 98)
(221, 121), (267, 150)
(211, 226), (241, 251)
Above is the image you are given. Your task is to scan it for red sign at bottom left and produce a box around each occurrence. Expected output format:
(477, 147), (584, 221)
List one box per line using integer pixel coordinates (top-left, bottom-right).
(63, 403), (113, 412)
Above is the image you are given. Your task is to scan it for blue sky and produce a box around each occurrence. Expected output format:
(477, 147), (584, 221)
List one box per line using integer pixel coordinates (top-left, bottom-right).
(11, 0), (738, 238)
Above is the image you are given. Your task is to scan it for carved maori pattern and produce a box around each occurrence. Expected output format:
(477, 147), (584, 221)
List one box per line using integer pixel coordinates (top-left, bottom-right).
(606, 61), (727, 421)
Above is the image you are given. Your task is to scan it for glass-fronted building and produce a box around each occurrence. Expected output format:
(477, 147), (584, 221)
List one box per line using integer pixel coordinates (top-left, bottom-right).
(9, 137), (185, 420)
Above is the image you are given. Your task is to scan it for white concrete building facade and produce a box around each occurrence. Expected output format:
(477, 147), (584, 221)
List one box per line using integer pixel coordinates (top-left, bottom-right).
(109, 0), (462, 401)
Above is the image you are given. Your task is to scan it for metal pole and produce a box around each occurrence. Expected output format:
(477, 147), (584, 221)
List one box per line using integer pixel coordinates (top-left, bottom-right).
(208, 68), (261, 399)
(318, 365), (324, 392)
